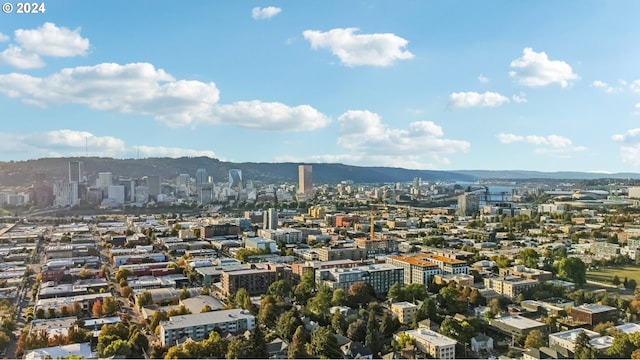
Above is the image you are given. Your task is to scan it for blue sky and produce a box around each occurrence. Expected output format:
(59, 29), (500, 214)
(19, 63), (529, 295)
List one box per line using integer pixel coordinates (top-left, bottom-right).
(2, 1), (640, 172)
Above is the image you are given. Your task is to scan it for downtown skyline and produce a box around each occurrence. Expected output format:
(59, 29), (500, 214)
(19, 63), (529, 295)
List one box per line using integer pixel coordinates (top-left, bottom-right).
(2, 1), (640, 173)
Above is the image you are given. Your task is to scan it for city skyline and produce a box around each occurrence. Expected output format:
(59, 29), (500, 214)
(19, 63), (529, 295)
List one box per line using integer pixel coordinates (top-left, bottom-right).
(2, 1), (640, 172)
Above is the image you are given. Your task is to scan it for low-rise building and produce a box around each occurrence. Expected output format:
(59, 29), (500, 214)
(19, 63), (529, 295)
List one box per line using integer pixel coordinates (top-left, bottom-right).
(316, 263), (403, 296)
(159, 309), (255, 347)
(490, 315), (546, 338)
(391, 302), (418, 324)
(570, 304), (618, 326)
(483, 276), (538, 299)
(401, 328), (456, 359)
(549, 328), (600, 352)
(499, 265), (553, 282)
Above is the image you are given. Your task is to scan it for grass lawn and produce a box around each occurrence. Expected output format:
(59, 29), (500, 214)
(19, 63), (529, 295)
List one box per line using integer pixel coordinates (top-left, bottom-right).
(586, 265), (640, 284)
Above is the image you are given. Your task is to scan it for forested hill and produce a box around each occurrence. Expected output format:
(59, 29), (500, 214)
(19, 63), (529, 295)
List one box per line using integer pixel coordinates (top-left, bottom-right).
(0, 157), (476, 186)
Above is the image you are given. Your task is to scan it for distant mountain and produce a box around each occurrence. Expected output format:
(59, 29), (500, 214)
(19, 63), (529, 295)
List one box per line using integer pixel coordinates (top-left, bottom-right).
(0, 157), (475, 186)
(455, 170), (640, 180)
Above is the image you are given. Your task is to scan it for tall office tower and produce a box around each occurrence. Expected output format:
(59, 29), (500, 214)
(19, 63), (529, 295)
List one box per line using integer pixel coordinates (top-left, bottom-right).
(229, 169), (243, 189)
(69, 161), (84, 183)
(53, 181), (79, 207)
(135, 186), (149, 203)
(119, 178), (136, 202)
(177, 174), (190, 196)
(96, 172), (113, 188)
(456, 193), (480, 216)
(195, 168), (208, 186)
(108, 185), (126, 205)
(146, 175), (161, 196)
(263, 208), (278, 230)
(298, 165), (313, 195)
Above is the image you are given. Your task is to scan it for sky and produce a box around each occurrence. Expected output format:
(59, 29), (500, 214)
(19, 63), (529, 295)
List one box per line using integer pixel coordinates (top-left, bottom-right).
(2, 1), (640, 173)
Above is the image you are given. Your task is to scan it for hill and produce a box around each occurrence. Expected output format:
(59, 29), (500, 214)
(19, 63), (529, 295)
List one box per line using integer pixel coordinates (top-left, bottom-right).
(0, 157), (475, 186)
(455, 170), (640, 180)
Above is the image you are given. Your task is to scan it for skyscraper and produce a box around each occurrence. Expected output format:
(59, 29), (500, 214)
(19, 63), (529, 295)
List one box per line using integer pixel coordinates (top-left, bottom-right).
(298, 165), (313, 195)
(146, 175), (161, 196)
(195, 168), (208, 186)
(96, 172), (113, 188)
(229, 169), (243, 189)
(263, 208), (278, 230)
(69, 161), (84, 184)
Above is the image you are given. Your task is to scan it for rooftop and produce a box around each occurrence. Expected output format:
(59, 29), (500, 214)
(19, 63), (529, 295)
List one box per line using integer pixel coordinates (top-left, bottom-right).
(549, 328), (600, 342)
(573, 303), (617, 314)
(392, 301), (418, 309)
(492, 315), (545, 330)
(615, 323), (640, 334)
(160, 308), (254, 330)
(403, 328), (457, 347)
(424, 254), (466, 265)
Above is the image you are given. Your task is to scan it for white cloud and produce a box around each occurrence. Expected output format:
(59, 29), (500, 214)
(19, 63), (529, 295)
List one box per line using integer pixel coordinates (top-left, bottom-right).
(212, 101), (331, 131)
(478, 74), (489, 83)
(631, 80), (640, 94)
(0, 62), (330, 131)
(14, 22), (89, 57)
(337, 110), (469, 156)
(512, 92), (528, 103)
(448, 91), (510, 109)
(0, 45), (45, 69)
(509, 48), (579, 88)
(251, 6), (282, 20)
(497, 132), (585, 156)
(591, 80), (617, 93)
(612, 128), (640, 165)
(137, 146), (216, 158)
(302, 27), (414, 67)
(0, 129), (218, 159)
(0, 33), (9, 42)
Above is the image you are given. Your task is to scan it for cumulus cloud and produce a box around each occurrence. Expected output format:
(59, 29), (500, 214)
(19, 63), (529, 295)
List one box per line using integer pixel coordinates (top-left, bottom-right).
(0, 45), (45, 69)
(591, 80), (617, 93)
(0, 129), (218, 159)
(512, 92), (528, 103)
(478, 74), (489, 83)
(0, 62), (330, 131)
(0, 22), (89, 69)
(302, 27), (414, 67)
(273, 110), (470, 169)
(251, 6), (282, 20)
(337, 110), (469, 157)
(509, 48), (579, 88)
(612, 128), (640, 166)
(212, 101), (331, 131)
(14, 22), (89, 57)
(448, 91), (510, 109)
(497, 132), (586, 157)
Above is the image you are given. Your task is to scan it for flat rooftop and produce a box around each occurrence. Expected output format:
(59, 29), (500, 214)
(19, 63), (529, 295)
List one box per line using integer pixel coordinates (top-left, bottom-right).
(404, 328), (457, 347)
(161, 308), (253, 330)
(573, 303), (617, 314)
(492, 315), (545, 330)
(550, 328), (599, 341)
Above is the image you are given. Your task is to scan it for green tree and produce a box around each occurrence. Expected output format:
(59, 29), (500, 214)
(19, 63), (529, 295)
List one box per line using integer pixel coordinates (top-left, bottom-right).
(557, 257), (587, 286)
(518, 248), (540, 269)
(258, 296), (278, 329)
(179, 287), (191, 300)
(404, 283), (428, 302)
(247, 325), (267, 358)
(101, 297), (119, 317)
(331, 310), (346, 335)
(365, 309), (380, 355)
(276, 309), (303, 342)
(137, 291), (153, 307)
(267, 280), (291, 300)
(307, 286), (332, 321)
(129, 330), (150, 355)
(347, 319), (366, 343)
(396, 333), (413, 349)
(115, 268), (133, 283)
(226, 337), (251, 359)
(524, 329), (544, 349)
(331, 288), (347, 306)
(387, 283), (403, 302)
(574, 331), (594, 359)
(201, 305), (213, 313)
(288, 325), (310, 359)
(607, 332), (634, 359)
(309, 326), (340, 359)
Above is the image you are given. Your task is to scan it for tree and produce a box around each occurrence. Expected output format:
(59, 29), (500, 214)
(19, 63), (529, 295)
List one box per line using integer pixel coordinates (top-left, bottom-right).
(0, 331), (10, 350)
(276, 309), (303, 342)
(404, 283), (428, 302)
(129, 330), (149, 355)
(495, 255), (511, 268)
(593, 321), (614, 335)
(309, 326), (340, 359)
(387, 283), (403, 302)
(524, 329), (544, 349)
(348, 281), (375, 307)
(557, 257), (586, 286)
(102, 297), (119, 317)
(92, 300), (104, 318)
(365, 309), (380, 355)
(201, 305), (213, 313)
(439, 317), (459, 339)
(137, 291), (152, 307)
(288, 325), (310, 359)
(115, 268), (132, 283)
(627, 279), (638, 290)
(347, 319), (366, 343)
(632, 348), (640, 359)
(226, 337), (251, 359)
(120, 285), (133, 299)
(331, 310), (346, 335)
(518, 248), (540, 269)
(267, 280), (291, 300)
(179, 287), (191, 300)
(607, 332), (634, 359)
(293, 276), (314, 305)
(380, 312), (398, 338)
(247, 325), (267, 358)
(233, 288), (250, 309)
(258, 296), (278, 328)
(396, 333), (413, 349)
(307, 286), (332, 321)
(612, 275), (621, 286)
(331, 288), (347, 306)
(574, 331), (594, 359)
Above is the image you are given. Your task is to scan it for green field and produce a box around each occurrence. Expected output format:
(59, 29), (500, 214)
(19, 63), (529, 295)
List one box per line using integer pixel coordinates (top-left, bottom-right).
(587, 265), (640, 285)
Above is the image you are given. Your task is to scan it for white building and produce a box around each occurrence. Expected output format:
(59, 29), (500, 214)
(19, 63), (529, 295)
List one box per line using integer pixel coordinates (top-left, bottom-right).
(549, 328), (600, 352)
(391, 302), (418, 324)
(108, 185), (126, 205)
(96, 172), (113, 188)
(53, 181), (79, 207)
(159, 309), (255, 347)
(402, 328), (456, 359)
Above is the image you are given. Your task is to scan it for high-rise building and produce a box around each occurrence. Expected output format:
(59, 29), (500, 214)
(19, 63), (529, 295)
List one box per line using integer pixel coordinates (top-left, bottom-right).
(177, 174), (190, 196)
(263, 208), (278, 230)
(53, 181), (79, 207)
(457, 193), (479, 216)
(146, 175), (161, 196)
(96, 172), (113, 188)
(298, 165), (313, 195)
(195, 168), (208, 186)
(229, 169), (243, 189)
(69, 161), (84, 184)
(107, 185), (126, 205)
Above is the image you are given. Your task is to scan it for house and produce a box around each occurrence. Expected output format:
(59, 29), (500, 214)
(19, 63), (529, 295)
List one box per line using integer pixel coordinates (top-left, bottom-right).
(471, 333), (494, 353)
(341, 341), (374, 359)
(267, 338), (288, 359)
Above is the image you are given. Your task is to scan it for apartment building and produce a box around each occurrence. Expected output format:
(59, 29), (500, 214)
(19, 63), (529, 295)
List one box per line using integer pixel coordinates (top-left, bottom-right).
(402, 328), (456, 359)
(386, 254), (441, 285)
(499, 265), (553, 282)
(159, 309), (255, 347)
(570, 304), (618, 325)
(484, 276), (538, 299)
(549, 328), (601, 352)
(391, 302), (418, 324)
(317, 263), (403, 296)
(424, 254), (470, 275)
(355, 237), (399, 257)
(220, 263), (288, 297)
(316, 246), (367, 262)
